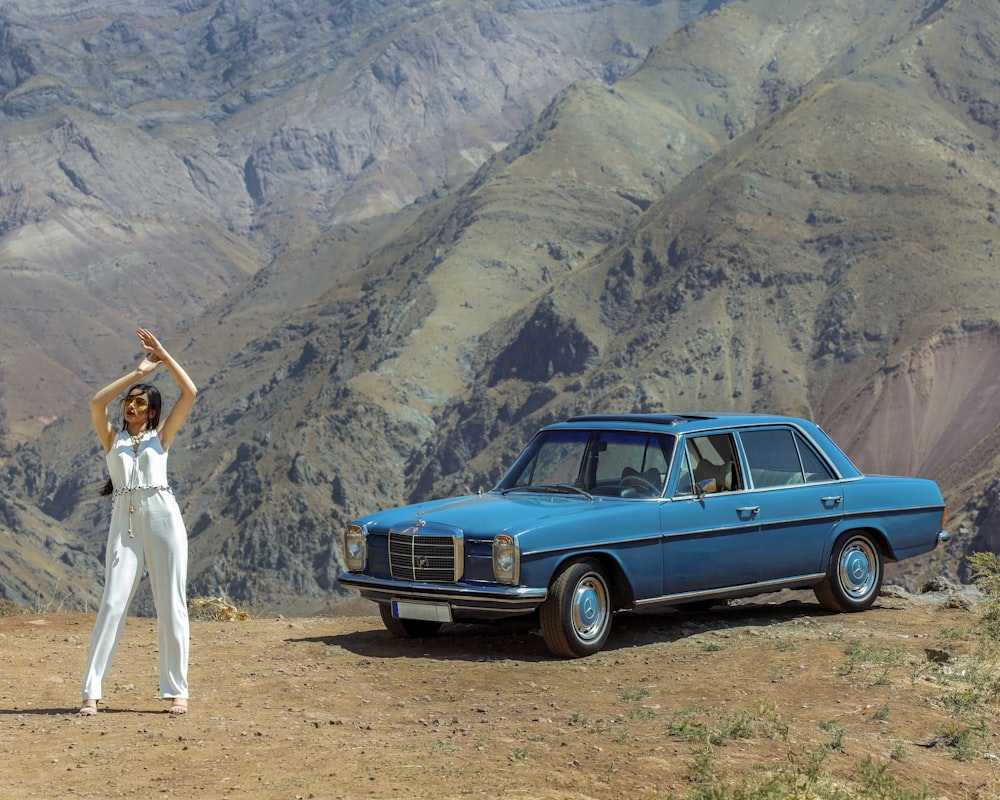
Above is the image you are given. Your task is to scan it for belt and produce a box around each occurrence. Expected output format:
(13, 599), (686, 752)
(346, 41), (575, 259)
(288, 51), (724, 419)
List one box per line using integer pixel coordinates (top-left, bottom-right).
(112, 484), (171, 498)
(112, 485), (173, 538)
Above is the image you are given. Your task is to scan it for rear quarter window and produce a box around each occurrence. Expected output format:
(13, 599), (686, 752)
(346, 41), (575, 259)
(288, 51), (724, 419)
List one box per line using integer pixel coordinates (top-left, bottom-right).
(740, 428), (835, 488)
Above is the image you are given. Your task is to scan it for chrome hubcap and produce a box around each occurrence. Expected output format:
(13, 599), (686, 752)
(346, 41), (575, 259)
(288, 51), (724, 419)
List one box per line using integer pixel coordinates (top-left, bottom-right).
(838, 538), (877, 599)
(571, 574), (609, 643)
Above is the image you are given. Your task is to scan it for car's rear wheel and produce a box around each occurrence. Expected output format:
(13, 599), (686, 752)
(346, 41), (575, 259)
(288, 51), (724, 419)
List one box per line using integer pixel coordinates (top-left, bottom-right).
(378, 602), (443, 638)
(814, 531), (883, 612)
(540, 559), (612, 658)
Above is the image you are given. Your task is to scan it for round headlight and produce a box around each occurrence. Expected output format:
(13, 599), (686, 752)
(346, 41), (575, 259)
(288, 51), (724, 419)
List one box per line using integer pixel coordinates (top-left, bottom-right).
(344, 524), (367, 571)
(492, 534), (519, 585)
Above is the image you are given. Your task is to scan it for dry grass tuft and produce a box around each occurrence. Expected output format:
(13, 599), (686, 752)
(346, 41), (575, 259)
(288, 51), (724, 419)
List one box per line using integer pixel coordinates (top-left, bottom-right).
(0, 598), (29, 617)
(188, 595), (252, 621)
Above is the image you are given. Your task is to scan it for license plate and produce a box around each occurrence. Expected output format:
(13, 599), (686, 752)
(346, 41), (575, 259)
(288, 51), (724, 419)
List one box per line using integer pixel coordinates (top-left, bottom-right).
(392, 600), (452, 623)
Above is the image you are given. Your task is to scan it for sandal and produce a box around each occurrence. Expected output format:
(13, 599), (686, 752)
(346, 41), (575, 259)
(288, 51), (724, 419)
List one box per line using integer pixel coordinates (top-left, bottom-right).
(164, 699), (187, 715)
(79, 700), (98, 716)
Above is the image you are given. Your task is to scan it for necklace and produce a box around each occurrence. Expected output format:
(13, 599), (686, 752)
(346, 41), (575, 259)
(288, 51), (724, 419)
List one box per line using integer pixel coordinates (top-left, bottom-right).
(130, 430), (144, 450)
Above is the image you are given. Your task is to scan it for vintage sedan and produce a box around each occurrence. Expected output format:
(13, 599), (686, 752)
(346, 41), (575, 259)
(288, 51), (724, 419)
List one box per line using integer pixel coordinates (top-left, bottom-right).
(337, 413), (949, 657)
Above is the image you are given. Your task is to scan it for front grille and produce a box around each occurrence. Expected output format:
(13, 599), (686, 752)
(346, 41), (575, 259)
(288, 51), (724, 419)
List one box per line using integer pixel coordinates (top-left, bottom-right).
(388, 524), (463, 582)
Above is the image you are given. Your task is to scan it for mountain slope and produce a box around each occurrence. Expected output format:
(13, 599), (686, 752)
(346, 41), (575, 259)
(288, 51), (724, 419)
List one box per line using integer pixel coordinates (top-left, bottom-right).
(189, 0), (998, 609)
(0, 0), (688, 442)
(5, 0), (1000, 612)
(407, 0), (1000, 583)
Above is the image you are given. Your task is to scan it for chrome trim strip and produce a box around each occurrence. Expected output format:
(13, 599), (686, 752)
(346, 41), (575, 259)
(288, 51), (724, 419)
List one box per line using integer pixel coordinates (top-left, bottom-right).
(839, 505), (945, 520)
(338, 573), (547, 606)
(633, 573), (825, 607)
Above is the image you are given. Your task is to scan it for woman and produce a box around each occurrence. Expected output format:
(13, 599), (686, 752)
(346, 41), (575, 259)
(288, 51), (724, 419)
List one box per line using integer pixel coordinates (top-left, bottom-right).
(80, 328), (197, 716)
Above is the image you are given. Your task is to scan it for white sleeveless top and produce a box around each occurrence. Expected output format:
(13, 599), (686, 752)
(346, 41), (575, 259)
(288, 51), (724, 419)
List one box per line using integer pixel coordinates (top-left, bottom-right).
(106, 429), (171, 494)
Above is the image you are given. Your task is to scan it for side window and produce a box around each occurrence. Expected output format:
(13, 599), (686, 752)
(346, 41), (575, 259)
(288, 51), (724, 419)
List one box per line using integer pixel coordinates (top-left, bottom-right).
(741, 429), (823, 488)
(742, 429), (799, 487)
(674, 449), (694, 495)
(795, 432), (835, 483)
(674, 433), (742, 494)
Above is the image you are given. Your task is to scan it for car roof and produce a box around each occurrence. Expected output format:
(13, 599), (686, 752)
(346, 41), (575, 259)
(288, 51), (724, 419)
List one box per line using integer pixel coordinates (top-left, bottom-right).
(555, 412), (812, 433)
(538, 413), (862, 480)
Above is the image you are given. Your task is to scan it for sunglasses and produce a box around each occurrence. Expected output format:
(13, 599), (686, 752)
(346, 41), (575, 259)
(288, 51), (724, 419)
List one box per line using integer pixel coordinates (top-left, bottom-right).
(124, 395), (149, 410)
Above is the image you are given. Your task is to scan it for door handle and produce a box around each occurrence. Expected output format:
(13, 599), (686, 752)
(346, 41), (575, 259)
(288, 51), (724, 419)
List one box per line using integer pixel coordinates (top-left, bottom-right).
(737, 506), (760, 517)
(822, 496), (843, 506)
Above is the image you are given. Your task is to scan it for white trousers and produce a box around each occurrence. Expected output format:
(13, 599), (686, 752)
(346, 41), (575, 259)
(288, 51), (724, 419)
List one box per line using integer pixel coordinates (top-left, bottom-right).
(81, 490), (189, 701)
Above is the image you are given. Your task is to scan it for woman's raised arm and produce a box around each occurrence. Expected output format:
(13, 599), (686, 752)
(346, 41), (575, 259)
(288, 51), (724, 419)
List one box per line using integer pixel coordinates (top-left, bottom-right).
(90, 347), (160, 453)
(137, 328), (197, 450)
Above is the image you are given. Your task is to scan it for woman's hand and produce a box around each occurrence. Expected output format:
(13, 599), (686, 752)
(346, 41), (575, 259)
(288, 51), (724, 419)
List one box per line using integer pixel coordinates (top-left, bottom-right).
(135, 354), (160, 375)
(137, 328), (166, 359)
(135, 328), (165, 375)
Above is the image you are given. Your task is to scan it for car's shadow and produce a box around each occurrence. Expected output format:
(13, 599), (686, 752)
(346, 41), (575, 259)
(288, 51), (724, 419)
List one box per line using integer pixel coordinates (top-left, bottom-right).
(288, 595), (857, 663)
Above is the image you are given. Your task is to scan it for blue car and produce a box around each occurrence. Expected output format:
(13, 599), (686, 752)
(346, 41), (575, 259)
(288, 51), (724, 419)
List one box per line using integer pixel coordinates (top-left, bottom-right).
(337, 413), (950, 657)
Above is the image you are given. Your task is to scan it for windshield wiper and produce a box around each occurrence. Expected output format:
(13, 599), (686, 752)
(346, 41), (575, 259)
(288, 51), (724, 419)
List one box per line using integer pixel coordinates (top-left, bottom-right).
(502, 483), (593, 499)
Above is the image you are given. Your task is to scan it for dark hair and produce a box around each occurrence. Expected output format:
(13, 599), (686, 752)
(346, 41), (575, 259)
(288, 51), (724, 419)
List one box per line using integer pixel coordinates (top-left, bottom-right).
(99, 383), (163, 497)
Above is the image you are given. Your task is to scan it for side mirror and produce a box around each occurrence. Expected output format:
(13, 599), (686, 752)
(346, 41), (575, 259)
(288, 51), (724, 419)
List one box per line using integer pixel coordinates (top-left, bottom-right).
(695, 477), (717, 497)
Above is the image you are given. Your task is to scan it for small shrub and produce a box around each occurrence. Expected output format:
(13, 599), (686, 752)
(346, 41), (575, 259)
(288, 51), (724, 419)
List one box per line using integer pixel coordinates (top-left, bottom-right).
(934, 720), (987, 762)
(620, 686), (651, 701)
(188, 595), (252, 621)
(662, 711), (928, 800)
(508, 746), (528, 761)
(966, 551), (1000, 599)
(666, 703), (786, 746)
(838, 639), (907, 687)
(851, 756), (931, 800)
(967, 551), (1000, 642)
(0, 598), (28, 617)
(818, 719), (846, 751)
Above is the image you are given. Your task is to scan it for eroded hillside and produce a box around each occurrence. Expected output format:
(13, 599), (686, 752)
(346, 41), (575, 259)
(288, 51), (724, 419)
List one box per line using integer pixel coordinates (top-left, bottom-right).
(3, 0), (999, 613)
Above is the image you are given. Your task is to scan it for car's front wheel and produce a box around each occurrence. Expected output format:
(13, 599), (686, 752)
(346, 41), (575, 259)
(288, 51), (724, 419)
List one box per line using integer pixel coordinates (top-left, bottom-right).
(814, 531), (883, 612)
(540, 559), (613, 658)
(378, 602), (443, 638)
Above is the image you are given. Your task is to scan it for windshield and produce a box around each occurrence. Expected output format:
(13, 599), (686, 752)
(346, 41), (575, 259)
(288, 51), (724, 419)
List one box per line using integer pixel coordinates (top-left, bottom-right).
(496, 429), (675, 498)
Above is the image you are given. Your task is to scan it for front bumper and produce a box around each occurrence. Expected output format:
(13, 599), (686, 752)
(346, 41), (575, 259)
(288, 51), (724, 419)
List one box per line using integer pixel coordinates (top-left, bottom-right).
(337, 572), (548, 619)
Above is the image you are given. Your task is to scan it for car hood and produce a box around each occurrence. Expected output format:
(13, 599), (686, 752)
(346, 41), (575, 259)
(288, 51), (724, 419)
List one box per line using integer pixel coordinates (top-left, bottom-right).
(355, 491), (640, 539)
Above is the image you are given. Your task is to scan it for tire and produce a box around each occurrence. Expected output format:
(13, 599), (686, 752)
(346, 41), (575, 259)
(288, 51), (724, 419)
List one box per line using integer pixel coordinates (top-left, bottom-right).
(378, 602), (443, 638)
(814, 531), (884, 612)
(540, 559), (613, 658)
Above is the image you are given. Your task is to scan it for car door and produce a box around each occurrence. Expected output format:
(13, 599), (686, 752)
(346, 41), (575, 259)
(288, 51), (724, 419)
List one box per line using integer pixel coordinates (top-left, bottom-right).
(738, 427), (844, 582)
(659, 433), (763, 596)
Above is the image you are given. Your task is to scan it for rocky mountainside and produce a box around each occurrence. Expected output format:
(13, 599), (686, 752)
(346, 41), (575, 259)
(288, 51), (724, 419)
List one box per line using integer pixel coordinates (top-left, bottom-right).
(0, 0), (696, 609)
(0, 0), (689, 441)
(3, 0), (1000, 614)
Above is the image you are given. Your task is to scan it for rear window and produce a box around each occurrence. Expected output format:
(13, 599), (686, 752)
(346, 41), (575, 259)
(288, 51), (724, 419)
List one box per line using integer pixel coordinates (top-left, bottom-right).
(740, 429), (835, 487)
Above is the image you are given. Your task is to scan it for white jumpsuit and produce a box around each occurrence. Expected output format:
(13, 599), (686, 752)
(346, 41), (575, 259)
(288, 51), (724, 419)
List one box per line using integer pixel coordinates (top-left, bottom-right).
(81, 429), (189, 701)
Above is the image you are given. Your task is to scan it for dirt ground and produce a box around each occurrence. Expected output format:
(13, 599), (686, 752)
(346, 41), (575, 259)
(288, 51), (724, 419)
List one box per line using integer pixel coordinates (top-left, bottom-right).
(1, 589), (997, 800)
